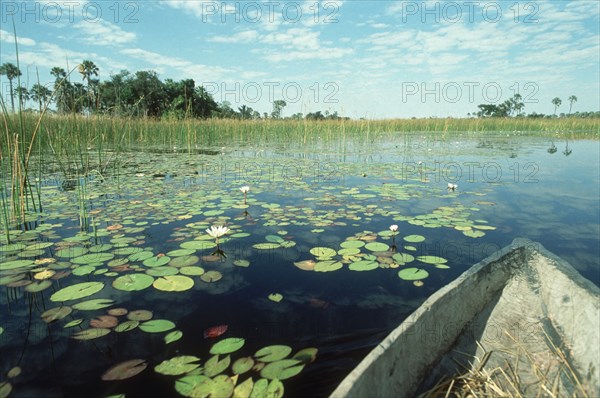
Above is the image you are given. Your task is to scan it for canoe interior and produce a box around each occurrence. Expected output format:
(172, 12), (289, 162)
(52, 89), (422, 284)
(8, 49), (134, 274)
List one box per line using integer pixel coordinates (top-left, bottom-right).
(330, 239), (600, 398)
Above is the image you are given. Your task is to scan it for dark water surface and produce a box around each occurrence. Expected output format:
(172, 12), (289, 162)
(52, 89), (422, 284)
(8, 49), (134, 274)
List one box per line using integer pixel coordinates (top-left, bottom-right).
(1, 133), (598, 397)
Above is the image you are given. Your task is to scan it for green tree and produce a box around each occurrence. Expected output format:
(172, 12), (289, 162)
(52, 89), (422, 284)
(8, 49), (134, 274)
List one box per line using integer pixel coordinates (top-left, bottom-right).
(30, 83), (53, 112)
(78, 60), (99, 111)
(551, 97), (562, 116)
(0, 62), (22, 112)
(568, 95), (577, 115)
(238, 105), (252, 119)
(15, 86), (29, 110)
(271, 99), (286, 119)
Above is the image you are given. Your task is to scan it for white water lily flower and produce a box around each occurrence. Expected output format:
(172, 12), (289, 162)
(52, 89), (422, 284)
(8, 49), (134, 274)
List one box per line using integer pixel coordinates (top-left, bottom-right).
(240, 186), (250, 194)
(447, 183), (458, 190)
(389, 225), (398, 232)
(206, 225), (230, 239)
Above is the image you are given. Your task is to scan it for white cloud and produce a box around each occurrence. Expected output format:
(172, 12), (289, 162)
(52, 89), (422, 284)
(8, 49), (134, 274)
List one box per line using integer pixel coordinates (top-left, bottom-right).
(0, 30), (36, 46)
(74, 20), (136, 46)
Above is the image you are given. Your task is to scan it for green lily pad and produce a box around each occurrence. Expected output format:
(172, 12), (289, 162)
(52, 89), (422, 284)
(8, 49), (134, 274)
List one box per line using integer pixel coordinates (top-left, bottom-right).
(0, 243), (26, 252)
(210, 337), (245, 355)
(71, 328), (111, 340)
(180, 240), (217, 250)
(41, 306), (72, 323)
(463, 229), (486, 238)
(309, 247), (337, 258)
(255, 345), (292, 362)
(72, 253), (114, 264)
(314, 260), (343, 272)
(127, 309), (153, 321)
(24, 280), (52, 293)
(0, 381), (12, 398)
(266, 379), (284, 398)
(190, 374), (234, 397)
(72, 265), (96, 276)
(155, 356), (201, 376)
(153, 275), (194, 292)
(166, 249), (196, 257)
(417, 255), (447, 264)
(146, 266), (179, 277)
(113, 274), (155, 291)
(102, 359), (148, 381)
(55, 246), (88, 258)
(392, 253), (415, 264)
(143, 256), (171, 268)
(265, 235), (284, 243)
(364, 242), (389, 252)
(72, 298), (115, 310)
(114, 320), (139, 332)
(398, 268), (429, 281)
(403, 235), (425, 243)
(0, 259), (34, 270)
(175, 375), (211, 397)
(260, 359), (304, 380)
(139, 319), (175, 333)
(233, 259), (250, 267)
(349, 260), (379, 271)
(340, 240), (365, 249)
(204, 354), (231, 378)
(165, 330), (183, 344)
(169, 255), (199, 267)
(200, 270), (222, 283)
(232, 357), (255, 375)
(293, 347), (318, 363)
(234, 377), (254, 397)
(268, 293), (283, 302)
(50, 282), (104, 302)
(63, 319), (83, 328)
(179, 266), (205, 276)
(128, 250), (154, 261)
(253, 242), (281, 250)
(250, 379), (268, 398)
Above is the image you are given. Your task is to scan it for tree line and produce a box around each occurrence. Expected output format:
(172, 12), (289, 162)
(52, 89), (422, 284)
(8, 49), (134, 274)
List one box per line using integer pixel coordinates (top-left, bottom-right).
(0, 60), (347, 120)
(472, 94), (598, 119)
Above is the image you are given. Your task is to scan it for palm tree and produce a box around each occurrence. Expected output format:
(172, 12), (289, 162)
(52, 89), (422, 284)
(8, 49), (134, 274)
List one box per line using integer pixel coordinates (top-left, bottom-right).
(0, 62), (22, 112)
(78, 60), (99, 110)
(30, 84), (53, 112)
(568, 95), (577, 115)
(551, 97), (562, 116)
(15, 86), (29, 110)
(51, 67), (69, 113)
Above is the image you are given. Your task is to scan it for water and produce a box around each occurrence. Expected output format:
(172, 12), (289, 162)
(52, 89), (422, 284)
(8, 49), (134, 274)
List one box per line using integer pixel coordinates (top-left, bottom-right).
(1, 133), (598, 397)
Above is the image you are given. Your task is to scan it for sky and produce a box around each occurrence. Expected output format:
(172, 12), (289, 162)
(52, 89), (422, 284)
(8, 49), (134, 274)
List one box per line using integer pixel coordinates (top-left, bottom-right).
(0, 0), (599, 119)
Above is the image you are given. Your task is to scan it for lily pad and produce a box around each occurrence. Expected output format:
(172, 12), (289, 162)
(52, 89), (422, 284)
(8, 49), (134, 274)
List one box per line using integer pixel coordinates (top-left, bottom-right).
(255, 345), (292, 362)
(72, 253), (114, 265)
(349, 260), (379, 271)
(102, 359), (148, 381)
(73, 298), (115, 310)
(175, 375), (211, 397)
(190, 374), (234, 397)
(234, 377), (254, 397)
(113, 274), (155, 291)
(200, 270), (222, 283)
(293, 347), (318, 363)
(210, 337), (245, 355)
(71, 328), (111, 340)
(260, 359), (304, 380)
(232, 357), (255, 375)
(139, 319), (175, 333)
(403, 234), (426, 243)
(50, 282), (104, 302)
(169, 255), (200, 267)
(364, 242), (389, 252)
(233, 259), (250, 268)
(143, 256), (171, 268)
(127, 310), (153, 321)
(114, 320), (139, 333)
(253, 243), (281, 250)
(268, 293), (283, 302)
(165, 330), (183, 344)
(179, 266), (205, 276)
(41, 306), (73, 323)
(153, 275), (194, 292)
(417, 255), (447, 264)
(266, 379), (284, 398)
(314, 260), (343, 272)
(309, 247), (337, 258)
(398, 268), (429, 281)
(204, 355), (231, 378)
(155, 356), (201, 376)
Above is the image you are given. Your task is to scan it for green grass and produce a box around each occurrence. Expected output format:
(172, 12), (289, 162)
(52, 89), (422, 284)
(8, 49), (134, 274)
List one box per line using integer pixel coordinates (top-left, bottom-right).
(4, 113), (599, 153)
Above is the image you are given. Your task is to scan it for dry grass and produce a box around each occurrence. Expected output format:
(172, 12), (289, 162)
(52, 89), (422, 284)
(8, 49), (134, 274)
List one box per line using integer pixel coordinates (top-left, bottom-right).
(419, 331), (590, 398)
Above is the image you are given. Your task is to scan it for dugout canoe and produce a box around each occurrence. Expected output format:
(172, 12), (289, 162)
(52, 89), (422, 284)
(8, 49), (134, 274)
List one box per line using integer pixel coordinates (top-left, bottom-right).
(330, 238), (600, 397)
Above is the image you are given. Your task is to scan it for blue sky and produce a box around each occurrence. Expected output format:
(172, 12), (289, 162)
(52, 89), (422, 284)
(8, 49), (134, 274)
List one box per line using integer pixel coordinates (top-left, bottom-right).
(1, 0), (599, 118)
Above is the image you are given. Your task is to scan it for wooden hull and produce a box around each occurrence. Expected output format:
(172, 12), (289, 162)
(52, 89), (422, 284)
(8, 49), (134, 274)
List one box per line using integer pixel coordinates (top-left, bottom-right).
(330, 239), (600, 397)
